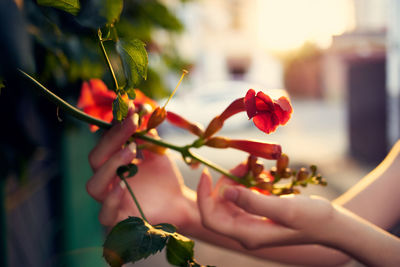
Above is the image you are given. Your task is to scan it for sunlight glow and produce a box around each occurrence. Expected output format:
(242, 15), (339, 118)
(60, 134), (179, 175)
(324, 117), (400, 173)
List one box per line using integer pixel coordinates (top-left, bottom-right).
(257, 0), (355, 51)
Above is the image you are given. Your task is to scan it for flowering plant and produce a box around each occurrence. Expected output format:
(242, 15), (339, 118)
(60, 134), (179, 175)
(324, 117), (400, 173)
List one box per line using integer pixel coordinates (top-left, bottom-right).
(11, 1), (326, 266)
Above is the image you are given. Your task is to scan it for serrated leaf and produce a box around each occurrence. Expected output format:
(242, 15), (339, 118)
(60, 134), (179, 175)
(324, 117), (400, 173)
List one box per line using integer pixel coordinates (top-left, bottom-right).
(37, 0), (80, 16)
(116, 39), (148, 89)
(112, 94), (128, 121)
(116, 163), (138, 179)
(103, 217), (172, 267)
(76, 0), (123, 28)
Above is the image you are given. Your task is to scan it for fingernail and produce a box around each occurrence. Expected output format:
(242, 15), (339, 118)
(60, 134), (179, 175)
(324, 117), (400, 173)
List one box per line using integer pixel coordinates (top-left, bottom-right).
(127, 142), (136, 154)
(132, 113), (139, 127)
(128, 101), (135, 116)
(221, 186), (239, 202)
(123, 142), (136, 159)
(119, 180), (126, 190)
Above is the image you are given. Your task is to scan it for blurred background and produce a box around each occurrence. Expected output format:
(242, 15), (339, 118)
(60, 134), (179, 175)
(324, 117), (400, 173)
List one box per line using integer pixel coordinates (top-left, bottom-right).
(0, 0), (399, 266)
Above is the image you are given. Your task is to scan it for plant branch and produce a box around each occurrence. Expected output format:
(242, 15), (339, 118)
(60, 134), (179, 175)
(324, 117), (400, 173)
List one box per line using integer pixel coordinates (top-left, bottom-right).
(98, 29), (119, 91)
(19, 69), (245, 186)
(18, 69), (112, 129)
(120, 176), (148, 222)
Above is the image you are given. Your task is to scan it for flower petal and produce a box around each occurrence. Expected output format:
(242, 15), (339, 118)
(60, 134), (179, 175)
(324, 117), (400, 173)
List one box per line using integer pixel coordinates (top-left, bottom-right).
(274, 97), (292, 125)
(77, 81), (95, 109)
(256, 91), (274, 111)
(252, 113), (279, 134)
(244, 89), (257, 118)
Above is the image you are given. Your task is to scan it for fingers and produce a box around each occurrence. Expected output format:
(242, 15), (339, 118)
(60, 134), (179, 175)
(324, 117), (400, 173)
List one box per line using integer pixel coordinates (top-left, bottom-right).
(197, 168), (213, 206)
(215, 162), (248, 188)
(89, 112), (138, 171)
(98, 181), (126, 226)
(229, 162), (248, 176)
(87, 142), (137, 201)
(221, 186), (291, 225)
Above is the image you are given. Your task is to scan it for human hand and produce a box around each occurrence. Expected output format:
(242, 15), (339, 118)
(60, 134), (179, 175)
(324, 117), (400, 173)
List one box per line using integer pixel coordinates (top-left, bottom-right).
(197, 164), (335, 250)
(86, 110), (193, 229)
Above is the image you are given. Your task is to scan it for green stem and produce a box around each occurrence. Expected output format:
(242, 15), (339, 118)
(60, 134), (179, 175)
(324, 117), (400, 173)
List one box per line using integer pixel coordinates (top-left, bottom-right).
(120, 176), (148, 222)
(133, 132), (184, 152)
(98, 29), (119, 91)
(188, 152), (244, 185)
(18, 69), (112, 129)
(18, 69), (245, 185)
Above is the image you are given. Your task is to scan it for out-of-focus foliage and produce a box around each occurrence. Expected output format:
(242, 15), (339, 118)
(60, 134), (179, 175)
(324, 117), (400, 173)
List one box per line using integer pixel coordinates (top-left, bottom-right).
(21, 0), (190, 99)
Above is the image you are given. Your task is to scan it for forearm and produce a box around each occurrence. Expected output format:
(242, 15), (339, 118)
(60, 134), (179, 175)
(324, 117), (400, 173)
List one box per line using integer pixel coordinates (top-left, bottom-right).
(179, 187), (350, 266)
(322, 205), (400, 266)
(334, 140), (400, 229)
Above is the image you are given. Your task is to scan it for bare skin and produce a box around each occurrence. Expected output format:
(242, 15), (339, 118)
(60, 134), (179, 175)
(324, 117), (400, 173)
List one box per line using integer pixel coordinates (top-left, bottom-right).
(86, 112), (400, 266)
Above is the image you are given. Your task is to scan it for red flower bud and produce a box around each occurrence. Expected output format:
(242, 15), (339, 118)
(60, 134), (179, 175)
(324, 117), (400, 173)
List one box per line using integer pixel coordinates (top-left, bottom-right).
(227, 139), (282, 160)
(204, 136), (230, 148)
(203, 98), (246, 138)
(276, 153), (289, 174)
(205, 137), (281, 160)
(166, 111), (204, 136)
(146, 107), (167, 130)
(203, 116), (224, 139)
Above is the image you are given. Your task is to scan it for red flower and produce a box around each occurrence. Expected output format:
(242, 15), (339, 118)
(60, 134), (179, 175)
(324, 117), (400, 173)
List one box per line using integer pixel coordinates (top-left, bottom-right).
(77, 79), (157, 131)
(244, 89), (292, 134)
(205, 137), (281, 160)
(77, 79), (116, 132)
(203, 89), (292, 138)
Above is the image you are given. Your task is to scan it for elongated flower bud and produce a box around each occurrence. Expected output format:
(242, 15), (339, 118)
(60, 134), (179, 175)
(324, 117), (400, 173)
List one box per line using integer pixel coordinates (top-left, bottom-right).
(146, 107), (166, 130)
(166, 111), (204, 136)
(203, 117), (223, 139)
(204, 136), (230, 148)
(205, 137), (281, 160)
(203, 98), (246, 138)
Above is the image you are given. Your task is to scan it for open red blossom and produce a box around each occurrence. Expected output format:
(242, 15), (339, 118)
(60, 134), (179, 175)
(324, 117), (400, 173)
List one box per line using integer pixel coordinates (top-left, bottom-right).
(77, 79), (157, 131)
(244, 89), (292, 134)
(77, 79), (116, 132)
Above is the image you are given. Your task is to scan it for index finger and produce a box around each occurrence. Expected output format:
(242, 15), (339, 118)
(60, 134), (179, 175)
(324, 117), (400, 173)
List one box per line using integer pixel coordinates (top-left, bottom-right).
(89, 112), (138, 171)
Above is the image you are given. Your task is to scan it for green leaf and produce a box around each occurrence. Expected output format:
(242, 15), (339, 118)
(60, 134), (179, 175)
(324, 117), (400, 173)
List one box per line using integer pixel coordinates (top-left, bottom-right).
(116, 39), (148, 90)
(126, 87), (136, 100)
(103, 217), (173, 267)
(37, 0), (80, 16)
(76, 0), (123, 28)
(112, 94), (128, 121)
(166, 233), (194, 266)
(154, 223), (177, 234)
(116, 163), (138, 179)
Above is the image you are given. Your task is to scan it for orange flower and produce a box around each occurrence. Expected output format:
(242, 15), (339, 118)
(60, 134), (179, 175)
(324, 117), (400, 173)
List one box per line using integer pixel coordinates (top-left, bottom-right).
(77, 79), (157, 131)
(244, 89), (292, 134)
(77, 79), (115, 132)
